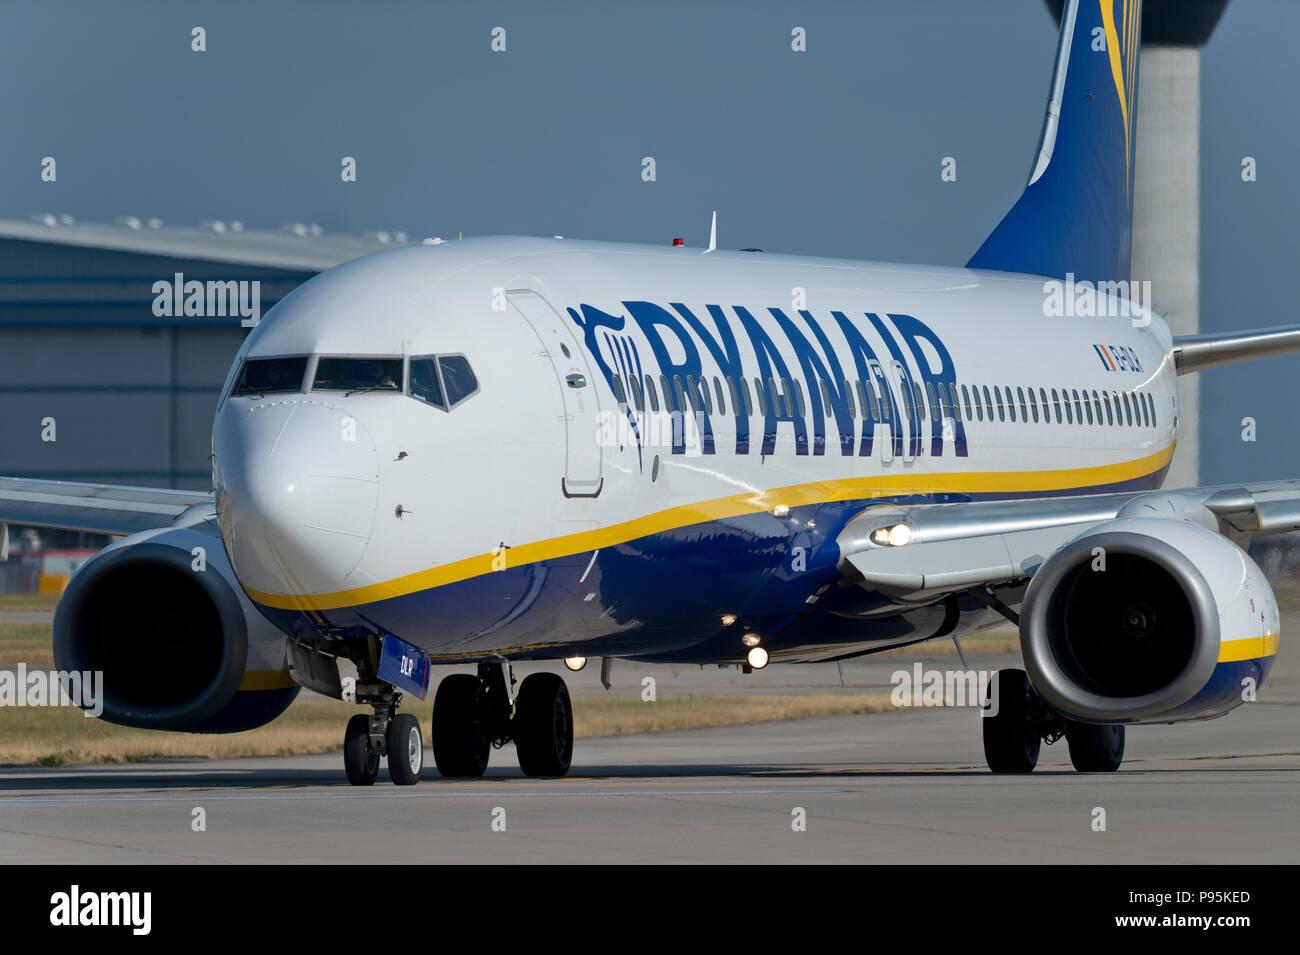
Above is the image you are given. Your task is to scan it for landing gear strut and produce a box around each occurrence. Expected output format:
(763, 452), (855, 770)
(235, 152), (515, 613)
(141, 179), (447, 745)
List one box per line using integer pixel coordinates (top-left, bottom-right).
(341, 697), (425, 787)
(430, 663), (574, 778)
(335, 637), (425, 787)
(982, 668), (1124, 773)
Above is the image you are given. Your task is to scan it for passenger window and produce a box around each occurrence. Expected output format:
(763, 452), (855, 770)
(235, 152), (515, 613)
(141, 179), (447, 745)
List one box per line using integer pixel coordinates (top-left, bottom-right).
(314, 356), (402, 393)
(792, 379), (806, 417)
(1039, 388), (1050, 423)
(630, 375), (645, 412)
(661, 375), (673, 411)
(843, 380), (856, 419)
(714, 377), (726, 415)
(753, 378), (767, 416)
(438, 356), (478, 406)
(925, 381), (939, 423)
(1123, 392), (1133, 426)
(913, 382), (925, 420)
(1060, 388), (1072, 424)
(961, 384), (972, 420)
(1016, 386), (1028, 422)
(408, 358), (446, 409)
(611, 376), (627, 405)
(1102, 391), (1114, 425)
(726, 376), (740, 415)
(644, 375), (660, 412)
(993, 386), (1005, 422)
(973, 384), (984, 421)
(233, 356), (307, 396)
(1027, 387), (1039, 423)
(1072, 389), (1083, 423)
(820, 380), (834, 414)
(673, 375), (687, 413)
(1148, 393), (1157, 426)
(1091, 390), (1103, 424)
(740, 377), (754, 416)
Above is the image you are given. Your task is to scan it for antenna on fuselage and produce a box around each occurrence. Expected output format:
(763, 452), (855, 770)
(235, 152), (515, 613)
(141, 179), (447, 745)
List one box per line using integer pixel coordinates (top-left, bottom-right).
(703, 210), (716, 254)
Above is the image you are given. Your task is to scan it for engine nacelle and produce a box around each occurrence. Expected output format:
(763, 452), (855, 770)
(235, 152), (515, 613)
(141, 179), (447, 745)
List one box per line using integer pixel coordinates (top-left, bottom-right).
(52, 524), (299, 732)
(1020, 516), (1278, 724)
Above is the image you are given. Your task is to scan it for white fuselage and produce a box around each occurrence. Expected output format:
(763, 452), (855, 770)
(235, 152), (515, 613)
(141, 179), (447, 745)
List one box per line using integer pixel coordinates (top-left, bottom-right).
(211, 236), (1177, 663)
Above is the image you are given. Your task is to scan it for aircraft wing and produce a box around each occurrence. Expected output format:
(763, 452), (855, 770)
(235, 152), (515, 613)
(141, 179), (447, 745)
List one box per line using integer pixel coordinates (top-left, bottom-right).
(836, 481), (1300, 601)
(0, 476), (213, 539)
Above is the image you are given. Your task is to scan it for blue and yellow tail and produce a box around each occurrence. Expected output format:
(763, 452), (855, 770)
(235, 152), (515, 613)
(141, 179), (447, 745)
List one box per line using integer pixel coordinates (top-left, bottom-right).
(967, 0), (1142, 285)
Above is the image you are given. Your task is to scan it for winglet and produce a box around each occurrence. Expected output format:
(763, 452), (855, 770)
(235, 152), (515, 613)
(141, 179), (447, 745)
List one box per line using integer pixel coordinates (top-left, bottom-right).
(703, 210), (716, 254)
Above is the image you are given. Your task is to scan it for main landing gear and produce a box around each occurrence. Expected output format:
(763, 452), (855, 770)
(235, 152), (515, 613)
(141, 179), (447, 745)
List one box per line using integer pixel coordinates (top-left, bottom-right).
(431, 663), (574, 779)
(982, 668), (1125, 773)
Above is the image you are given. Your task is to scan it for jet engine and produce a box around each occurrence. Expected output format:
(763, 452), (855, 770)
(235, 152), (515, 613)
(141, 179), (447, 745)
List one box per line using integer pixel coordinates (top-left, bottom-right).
(52, 524), (298, 732)
(1020, 515), (1278, 724)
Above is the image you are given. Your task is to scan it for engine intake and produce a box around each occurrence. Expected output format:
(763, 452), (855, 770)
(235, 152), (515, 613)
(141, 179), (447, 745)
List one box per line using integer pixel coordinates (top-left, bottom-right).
(53, 526), (297, 732)
(1021, 517), (1276, 723)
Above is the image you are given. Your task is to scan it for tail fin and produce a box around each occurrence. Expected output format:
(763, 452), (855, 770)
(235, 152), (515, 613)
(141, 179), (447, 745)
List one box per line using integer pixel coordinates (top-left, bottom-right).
(966, 0), (1142, 285)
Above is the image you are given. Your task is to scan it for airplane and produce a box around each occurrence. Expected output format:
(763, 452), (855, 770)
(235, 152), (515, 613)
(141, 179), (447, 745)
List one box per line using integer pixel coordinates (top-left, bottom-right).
(3, 0), (1297, 785)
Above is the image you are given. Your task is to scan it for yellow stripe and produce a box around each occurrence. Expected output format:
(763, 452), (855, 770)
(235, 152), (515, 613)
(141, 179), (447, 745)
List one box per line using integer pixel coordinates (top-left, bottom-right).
(1218, 633), (1280, 664)
(238, 669), (297, 691)
(1100, 1), (1131, 187)
(244, 443), (1176, 612)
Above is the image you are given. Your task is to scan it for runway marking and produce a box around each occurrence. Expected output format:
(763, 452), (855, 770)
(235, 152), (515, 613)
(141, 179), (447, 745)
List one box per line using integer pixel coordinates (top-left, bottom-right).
(0, 787), (854, 805)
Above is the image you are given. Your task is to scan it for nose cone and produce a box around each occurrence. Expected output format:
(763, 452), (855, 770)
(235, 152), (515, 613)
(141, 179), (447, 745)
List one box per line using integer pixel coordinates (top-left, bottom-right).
(215, 400), (379, 600)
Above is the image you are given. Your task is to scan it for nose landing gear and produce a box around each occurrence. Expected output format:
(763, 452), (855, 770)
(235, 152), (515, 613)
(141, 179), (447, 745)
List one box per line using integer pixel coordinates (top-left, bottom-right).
(341, 698), (425, 786)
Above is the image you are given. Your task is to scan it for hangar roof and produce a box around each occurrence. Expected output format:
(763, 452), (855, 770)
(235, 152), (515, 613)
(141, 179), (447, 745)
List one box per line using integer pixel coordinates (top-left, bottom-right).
(0, 215), (421, 271)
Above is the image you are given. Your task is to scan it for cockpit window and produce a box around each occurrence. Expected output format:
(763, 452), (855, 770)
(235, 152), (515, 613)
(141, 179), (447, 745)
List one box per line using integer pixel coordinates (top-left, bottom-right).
(409, 358), (445, 409)
(408, 354), (479, 410)
(439, 356), (478, 405)
(232, 356), (308, 396)
(312, 357), (403, 394)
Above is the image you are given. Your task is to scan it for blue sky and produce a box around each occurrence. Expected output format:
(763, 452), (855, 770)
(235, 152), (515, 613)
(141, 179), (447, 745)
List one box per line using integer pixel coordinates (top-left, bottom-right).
(4, 0), (1297, 483)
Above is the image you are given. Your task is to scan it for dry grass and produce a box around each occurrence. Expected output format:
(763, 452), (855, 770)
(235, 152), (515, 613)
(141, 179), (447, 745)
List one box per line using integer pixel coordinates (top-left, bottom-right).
(0, 692), (899, 767)
(0, 593), (59, 612)
(0, 623), (53, 665)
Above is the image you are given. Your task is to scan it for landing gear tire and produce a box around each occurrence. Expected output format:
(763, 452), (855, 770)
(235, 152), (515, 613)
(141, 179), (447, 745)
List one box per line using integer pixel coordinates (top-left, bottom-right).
(432, 673), (490, 778)
(513, 672), (574, 777)
(387, 712), (424, 785)
(344, 714), (380, 786)
(1065, 720), (1125, 772)
(982, 669), (1041, 774)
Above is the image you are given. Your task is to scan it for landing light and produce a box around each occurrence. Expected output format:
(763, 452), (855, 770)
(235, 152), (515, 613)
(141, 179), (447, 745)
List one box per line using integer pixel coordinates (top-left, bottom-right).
(746, 646), (769, 669)
(872, 523), (912, 547)
(564, 656), (587, 672)
(741, 632), (760, 648)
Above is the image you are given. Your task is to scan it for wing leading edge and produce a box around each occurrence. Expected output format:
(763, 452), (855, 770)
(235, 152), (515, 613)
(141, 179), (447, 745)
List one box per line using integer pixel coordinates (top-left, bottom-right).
(837, 481), (1300, 602)
(0, 476), (213, 538)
